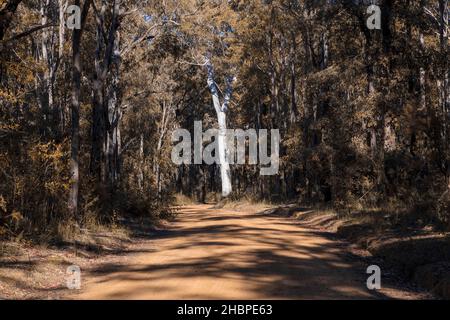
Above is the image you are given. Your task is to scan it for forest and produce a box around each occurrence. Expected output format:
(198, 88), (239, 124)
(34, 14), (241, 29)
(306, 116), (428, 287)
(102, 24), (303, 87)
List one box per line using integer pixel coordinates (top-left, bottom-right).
(0, 0), (450, 300)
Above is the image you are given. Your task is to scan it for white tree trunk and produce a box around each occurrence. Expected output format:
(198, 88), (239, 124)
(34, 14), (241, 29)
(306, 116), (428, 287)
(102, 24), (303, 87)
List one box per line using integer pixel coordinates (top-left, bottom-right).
(206, 59), (233, 198)
(216, 107), (232, 197)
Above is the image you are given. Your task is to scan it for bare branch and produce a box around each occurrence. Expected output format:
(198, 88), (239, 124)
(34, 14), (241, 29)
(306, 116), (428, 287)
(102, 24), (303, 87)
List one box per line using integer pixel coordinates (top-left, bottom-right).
(1, 23), (56, 44)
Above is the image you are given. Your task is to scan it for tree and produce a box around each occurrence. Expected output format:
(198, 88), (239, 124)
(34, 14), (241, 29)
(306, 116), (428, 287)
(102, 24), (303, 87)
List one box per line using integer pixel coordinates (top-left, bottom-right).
(205, 57), (235, 197)
(69, 0), (91, 218)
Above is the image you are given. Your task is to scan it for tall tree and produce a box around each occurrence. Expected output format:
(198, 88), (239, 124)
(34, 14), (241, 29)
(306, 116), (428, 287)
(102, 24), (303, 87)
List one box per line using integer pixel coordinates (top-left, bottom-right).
(69, 0), (91, 218)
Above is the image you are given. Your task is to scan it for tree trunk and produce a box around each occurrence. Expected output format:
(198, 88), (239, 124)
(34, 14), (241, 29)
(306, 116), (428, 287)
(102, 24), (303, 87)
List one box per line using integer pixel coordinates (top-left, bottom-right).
(290, 31), (298, 123)
(91, 1), (107, 180)
(91, 0), (120, 183)
(438, 0), (449, 186)
(68, 0), (91, 218)
(138, 133), (144, 191)
(206, 58), (233, 198)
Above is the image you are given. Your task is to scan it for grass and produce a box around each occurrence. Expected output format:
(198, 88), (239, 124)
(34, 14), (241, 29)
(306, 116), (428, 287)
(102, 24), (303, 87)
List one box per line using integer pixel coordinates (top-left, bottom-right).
(173, 193), (199, 206)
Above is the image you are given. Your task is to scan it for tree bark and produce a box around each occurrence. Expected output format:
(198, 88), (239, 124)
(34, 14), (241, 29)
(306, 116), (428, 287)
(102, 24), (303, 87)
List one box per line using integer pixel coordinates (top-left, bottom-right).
(69, 0), (91, 218)
(206, 58), (233, 198)
(91, 0), (121, 183)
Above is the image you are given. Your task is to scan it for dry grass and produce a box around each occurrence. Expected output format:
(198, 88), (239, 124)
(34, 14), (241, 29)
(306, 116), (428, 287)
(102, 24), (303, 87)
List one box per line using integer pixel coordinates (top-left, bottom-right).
(0, 217), (135, 299)
(213, 197), (275, 213)
(172, 192), (275, 213)
(55, 216), (129, 247)
(173, 193), (199, 206)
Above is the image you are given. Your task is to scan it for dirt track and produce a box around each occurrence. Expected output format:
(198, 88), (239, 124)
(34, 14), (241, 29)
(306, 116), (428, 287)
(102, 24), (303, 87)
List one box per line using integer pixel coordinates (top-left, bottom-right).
(72, 205), (425, 299)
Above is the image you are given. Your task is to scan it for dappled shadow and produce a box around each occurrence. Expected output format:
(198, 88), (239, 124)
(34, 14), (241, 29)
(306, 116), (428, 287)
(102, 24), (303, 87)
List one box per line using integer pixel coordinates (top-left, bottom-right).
(0, 217), (166, 299)
(78, 205), (399, 299)
(0, 260), (35, 269)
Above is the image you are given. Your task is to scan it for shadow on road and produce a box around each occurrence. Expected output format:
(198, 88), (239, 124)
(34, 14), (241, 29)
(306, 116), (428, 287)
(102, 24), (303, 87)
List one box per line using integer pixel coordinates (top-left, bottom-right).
(82, 205), (393, 299)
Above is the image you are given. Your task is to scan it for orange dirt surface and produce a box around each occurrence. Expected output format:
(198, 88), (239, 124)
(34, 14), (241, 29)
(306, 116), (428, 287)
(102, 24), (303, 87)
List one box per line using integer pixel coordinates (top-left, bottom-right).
(70, 205), (428, 300)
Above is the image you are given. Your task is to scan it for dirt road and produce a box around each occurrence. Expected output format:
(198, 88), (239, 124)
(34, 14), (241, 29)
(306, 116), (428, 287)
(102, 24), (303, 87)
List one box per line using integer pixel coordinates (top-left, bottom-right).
(72, 205), (424, 299)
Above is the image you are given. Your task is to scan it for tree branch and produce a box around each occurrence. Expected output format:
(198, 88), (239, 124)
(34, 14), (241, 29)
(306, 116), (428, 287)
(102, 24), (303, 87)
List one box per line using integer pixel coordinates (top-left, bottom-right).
(1, 23), (57, 44)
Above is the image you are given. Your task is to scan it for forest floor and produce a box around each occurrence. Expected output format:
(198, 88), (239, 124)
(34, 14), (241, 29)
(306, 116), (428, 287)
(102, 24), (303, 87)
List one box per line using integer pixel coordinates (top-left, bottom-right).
(0, 204), (435, 299)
